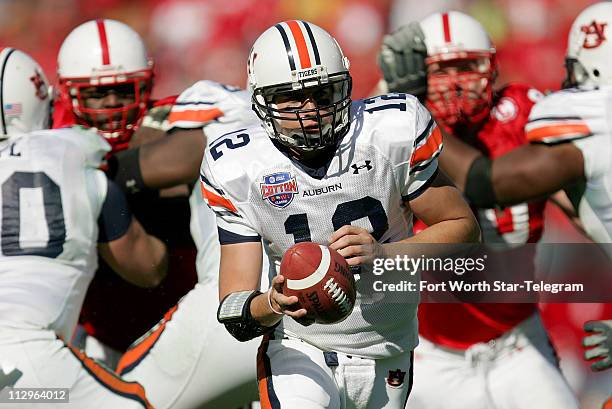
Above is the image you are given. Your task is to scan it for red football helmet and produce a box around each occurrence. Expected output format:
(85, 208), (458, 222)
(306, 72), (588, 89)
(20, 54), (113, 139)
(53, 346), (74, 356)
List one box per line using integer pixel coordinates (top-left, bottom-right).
(57, 19), (154, 151)
(420, 11), (497, 130)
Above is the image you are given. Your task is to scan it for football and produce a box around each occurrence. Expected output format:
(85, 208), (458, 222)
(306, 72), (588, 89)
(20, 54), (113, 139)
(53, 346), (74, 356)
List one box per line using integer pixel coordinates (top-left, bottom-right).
(280, 242), (356, 324)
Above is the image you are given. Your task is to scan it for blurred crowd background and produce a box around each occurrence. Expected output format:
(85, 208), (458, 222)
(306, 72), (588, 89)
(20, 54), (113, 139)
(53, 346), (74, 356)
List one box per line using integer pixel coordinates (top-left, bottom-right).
(1, 0), (610, 407)
(0, 0), (599, 98)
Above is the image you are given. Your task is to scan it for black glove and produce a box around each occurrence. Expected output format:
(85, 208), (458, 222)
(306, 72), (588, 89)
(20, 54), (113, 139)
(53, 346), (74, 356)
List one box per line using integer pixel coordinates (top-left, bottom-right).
(377, 22), (428, 97)
(583, 319), (612, 371)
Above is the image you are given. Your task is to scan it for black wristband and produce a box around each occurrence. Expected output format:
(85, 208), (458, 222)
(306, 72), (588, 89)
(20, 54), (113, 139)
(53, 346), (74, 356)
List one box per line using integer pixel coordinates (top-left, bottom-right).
(218, 290), (277, 342)
(465, 156), (497, 208)
(109, 147), (148, 195)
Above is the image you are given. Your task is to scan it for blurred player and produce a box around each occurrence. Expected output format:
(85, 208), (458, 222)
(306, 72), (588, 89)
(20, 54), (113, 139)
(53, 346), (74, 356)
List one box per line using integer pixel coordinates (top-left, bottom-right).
(377, 11), (579, 409)
(53, 19), (267, 407)
(210, 21), (479, 409)
(115, 80), (265, 409)
(53, 18), (198, 367)
(0, 47), (166, 408)
(406, 3), (612, 384)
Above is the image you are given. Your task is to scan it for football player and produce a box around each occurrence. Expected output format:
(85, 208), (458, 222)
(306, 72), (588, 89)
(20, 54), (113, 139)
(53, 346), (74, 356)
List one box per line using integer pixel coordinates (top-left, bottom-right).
(53, 18), (198, 368)
(414, 3), (612, 257)
(54, 19), (264, 408)
(209, 21), (479, 409)
(0, 48), (166, 408)
(417, 2), (612, 377)
(115, 80), (266, 409)
(377, 11), (579, 409)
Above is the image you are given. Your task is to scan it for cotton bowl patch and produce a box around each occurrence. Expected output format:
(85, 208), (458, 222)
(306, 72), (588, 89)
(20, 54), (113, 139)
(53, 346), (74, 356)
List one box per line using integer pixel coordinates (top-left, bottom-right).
(260, 172), (298, 208)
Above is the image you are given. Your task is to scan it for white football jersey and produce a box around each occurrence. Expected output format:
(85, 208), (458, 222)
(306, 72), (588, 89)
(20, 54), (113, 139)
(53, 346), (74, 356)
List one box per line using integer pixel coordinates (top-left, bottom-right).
(167, 80), (260, 283)
(0, 128), (110, 340)
(525, 87), (612, 251)
(201, 93), (442, 358)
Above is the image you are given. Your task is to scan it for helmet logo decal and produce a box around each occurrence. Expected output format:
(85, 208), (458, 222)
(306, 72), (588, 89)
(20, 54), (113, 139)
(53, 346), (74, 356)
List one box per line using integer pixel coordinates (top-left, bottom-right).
(30, 70), (48, 100)
(581, 20), (607, 49)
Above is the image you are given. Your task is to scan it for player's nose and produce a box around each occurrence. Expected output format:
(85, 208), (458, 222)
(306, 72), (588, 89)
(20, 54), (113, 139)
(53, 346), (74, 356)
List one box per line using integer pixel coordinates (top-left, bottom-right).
(102, 92), (123, 108)
(303, 97), (318, 110)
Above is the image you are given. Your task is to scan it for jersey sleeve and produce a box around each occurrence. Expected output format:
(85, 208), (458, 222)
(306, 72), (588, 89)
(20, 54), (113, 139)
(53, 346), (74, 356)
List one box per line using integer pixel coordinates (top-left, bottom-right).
(200, 148), (260, 245)
(403, 102), (442, 201)
(168, 80), (254, 132)
(97, 178), (133, 243)
(365, 95), (441, 202)
(525, 91), (593, 145)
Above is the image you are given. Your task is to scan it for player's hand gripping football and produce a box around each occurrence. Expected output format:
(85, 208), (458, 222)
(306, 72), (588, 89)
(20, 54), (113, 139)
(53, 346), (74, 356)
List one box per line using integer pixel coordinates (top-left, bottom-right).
(268, 274), (315, 326)
(328, 225), (384, 270)
(583, 319), (612, 371)
(377, 21), (428, 96)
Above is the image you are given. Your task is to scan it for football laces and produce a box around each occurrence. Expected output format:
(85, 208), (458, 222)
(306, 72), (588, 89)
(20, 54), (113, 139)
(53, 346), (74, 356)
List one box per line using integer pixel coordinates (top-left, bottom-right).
(324, 277), (352, 314)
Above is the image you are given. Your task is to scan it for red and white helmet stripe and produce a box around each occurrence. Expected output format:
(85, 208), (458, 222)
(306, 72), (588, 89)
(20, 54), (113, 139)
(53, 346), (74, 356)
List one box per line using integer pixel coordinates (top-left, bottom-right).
(442, 13), (452, 43)
(95, 19), (111, 66)
(420, 11), (493, 55)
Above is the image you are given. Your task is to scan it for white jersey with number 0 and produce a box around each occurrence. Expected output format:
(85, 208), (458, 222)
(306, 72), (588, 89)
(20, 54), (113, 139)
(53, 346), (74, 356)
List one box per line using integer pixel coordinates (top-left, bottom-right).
(201, 93), (442, 358)
(0, 128), (109, 340)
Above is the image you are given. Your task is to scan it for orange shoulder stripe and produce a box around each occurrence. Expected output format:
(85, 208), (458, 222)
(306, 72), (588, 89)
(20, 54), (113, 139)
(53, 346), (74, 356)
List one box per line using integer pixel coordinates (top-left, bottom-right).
(116, 305), (179, 375)
(67, 343), (153, 409)
(410, 127), (443, 167)
(526, 123), (591, 142)
(168, 108), (223, 124)
(201, 182), (239, 213)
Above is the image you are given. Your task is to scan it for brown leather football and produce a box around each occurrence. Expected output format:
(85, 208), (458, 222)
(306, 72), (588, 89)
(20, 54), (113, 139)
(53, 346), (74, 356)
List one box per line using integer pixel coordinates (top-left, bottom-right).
(280, 242), (355, 324)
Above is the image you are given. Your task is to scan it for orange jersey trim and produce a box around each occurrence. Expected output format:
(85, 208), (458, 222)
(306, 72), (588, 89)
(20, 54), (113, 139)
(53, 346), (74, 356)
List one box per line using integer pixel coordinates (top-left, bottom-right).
(526, 123), (591, 142)
(66, 343), (153, 409)
(116, 304), (179, 375)
(200, 182), (239, 213)
(168, 108), (223, 124)
(257, 337), (274, 409)
(286, 20), (311, 69)
(410, 127), (443, 167)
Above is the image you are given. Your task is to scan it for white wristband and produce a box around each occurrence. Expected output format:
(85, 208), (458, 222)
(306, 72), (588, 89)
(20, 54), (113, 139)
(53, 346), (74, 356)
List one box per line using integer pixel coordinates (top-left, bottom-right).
(267, 288), (283, 315)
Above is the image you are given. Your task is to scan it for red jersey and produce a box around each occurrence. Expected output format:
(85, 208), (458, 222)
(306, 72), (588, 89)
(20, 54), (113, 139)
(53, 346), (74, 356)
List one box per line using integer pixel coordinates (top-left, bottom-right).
(53, 96), (199, 351)
(417, 84), (547, 349)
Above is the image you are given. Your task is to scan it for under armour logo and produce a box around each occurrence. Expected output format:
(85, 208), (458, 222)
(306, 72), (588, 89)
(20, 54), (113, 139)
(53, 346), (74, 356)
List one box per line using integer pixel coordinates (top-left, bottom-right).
(581, 20), (608, 49)
(351, 160), (372, 174)
(387, 368), (406, 387)
(29, 70), (48, 100)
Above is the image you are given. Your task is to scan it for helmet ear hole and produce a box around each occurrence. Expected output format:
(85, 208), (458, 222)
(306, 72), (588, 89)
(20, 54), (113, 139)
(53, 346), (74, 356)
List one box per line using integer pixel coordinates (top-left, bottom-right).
(593, 69), (600, 77)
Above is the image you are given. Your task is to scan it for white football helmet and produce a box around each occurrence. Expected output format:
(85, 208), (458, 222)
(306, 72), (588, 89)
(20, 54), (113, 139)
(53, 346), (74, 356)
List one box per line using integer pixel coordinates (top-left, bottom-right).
(248, 20), (352, 152)
(57, 19), (154, 151)
(564, 2), (612, 88)
(0, 48), (50, 138)
(419, 11), (496, 129)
